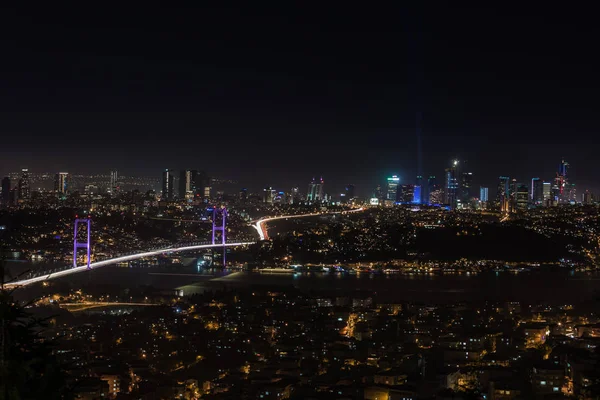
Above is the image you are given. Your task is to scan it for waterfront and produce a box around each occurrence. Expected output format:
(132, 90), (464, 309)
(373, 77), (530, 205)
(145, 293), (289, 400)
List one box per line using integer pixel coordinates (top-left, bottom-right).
(7, 260), (600, 304)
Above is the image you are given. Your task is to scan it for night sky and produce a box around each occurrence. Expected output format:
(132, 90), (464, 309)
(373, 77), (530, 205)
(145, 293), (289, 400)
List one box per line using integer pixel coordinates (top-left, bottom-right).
(1, 4), (598, 195)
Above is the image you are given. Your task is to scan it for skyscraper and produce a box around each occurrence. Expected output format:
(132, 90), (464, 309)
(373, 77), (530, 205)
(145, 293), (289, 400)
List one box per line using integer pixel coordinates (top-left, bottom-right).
(480, 187), (489, 202)
(531, 178), (543, 205)
(445, 160), (459, 208)
(110, 170), (119, 194)
(18, 168), (30, 200)
(415, 175), (423, 204)
(386, 175), (400, 202)
(54, 172), (69, 197)
(515, 184), (529, 211)
(1, 177), (10, 207)
(399, 184), (415, 203)
(162, 169), (174, 200)
(427, 176), (437, 205)
(307, 177), (324, 202)
(345, 184), (355, 202)
(263, 186), (274, 204)
(543, 181), (552, 203)
(239, 188), (248, 202)
(555, 158), (569, 202)
(460, 171), (473, 203)
(179, 169), (198, 200)
(496, 176), (510, 212)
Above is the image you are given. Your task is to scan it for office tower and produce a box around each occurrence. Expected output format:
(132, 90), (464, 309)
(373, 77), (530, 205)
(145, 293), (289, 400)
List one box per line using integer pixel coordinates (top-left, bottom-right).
(179, 169), (198, 200)
(386, 175), (400, 202)
(263, 187), (274, 204)
(54, 172), (69, 196)
(345, 184), (355, 202)
(554, 158), (569, 202)
(290, 187), (300, 204)
(583, 190), (593, 205)
(566, 184), (577, 203)
(307, 177), (324, 202)
(531, 178), (543, 205)
(415, 176), (423, 204)
(496, 176), (510, 212)
(480, 187), (489, 202)
(460, 171), (473, 203)
(1, 177), (10, 207)
(515, 184), (529, 211)
(18, 168), (30, 200)
(110, 170), (119, 194)
(162, 169), (174, 200)
(445, 160), (459, 208)
(399, 184), (415, 203)
(239, 188), (248, 202)
(542, 182), (551, 203)
(427, 176), (437, 205)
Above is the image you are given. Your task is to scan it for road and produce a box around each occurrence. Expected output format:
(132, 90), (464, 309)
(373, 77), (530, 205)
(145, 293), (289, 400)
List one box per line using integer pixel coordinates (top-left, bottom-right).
(252, 208), (364, 240)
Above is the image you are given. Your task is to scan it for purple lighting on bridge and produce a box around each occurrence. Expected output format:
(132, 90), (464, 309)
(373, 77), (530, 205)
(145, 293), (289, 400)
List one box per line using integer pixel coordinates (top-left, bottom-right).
(73, 218), (91, 269)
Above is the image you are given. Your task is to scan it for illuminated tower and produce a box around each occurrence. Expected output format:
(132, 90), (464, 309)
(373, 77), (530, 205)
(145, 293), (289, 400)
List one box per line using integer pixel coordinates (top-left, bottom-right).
(445, 160), (459, 208)
(179, 169), (198, 200)
(307, 177), (324, 202)
(109, 170), (119, 194)
(386, 175), (400, 202)
(162, 169), (174, 200)
(54, 172), (69, 197)
(415, 175), (423, 204)
(531, 178), (543, 205)
(18, 168), (30, 200)
(496, 176), (510, 212)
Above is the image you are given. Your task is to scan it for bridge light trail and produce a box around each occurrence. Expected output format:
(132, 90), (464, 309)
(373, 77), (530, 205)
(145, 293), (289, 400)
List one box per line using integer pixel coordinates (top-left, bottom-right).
(253, 208), (364, 240)
(6, 242), (253, 288)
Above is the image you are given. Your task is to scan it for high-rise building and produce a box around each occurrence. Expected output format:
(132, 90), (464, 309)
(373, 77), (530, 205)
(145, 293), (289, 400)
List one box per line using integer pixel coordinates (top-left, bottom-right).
(515, 184), (529, 211)
(290, 187), (301, 204)
(480, 187), (489, 203)
(399, 184), (415, 203)
(110, 170), (119, 194)
(554, 158), (570, 202)
(54, 172), (69, 197)
(386, 175), (400, 202)
(415, 176), (423, 204)
(583, 190), (594, 205)
(162, 169), (174, 200)
(263, 186), (274, 204)
(531, 178), (543, 205)
(1, 177), (10, 207)
(307, 177), (324, 202)
(445, 160), (459, 208)
(427, 176), (437, 205)
(543, 182), (552, 203)
(18, 168), (30, 200)
(460, 171), (473, 203)
(179, 169), (198, 200)
(496, 176), (510, 212)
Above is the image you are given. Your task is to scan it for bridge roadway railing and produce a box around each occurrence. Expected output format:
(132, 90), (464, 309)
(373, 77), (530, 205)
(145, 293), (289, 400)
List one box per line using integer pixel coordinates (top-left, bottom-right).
(18, 240), (235, 281)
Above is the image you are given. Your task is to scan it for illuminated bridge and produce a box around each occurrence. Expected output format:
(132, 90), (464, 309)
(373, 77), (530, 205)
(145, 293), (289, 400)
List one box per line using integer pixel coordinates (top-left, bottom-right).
(5, 208), (364, 288)
(5, 242), (254, 288)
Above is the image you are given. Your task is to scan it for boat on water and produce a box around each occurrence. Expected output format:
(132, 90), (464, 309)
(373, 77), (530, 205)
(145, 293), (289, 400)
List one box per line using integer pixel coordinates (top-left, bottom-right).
(258, 267), (295, 274)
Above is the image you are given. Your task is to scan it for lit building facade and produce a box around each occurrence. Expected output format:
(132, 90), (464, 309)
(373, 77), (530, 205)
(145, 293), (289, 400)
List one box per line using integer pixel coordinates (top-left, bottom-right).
(445, 160), (459, 208)
(54, 172), (69, 197)
(307, 177), (324, 202)
(386, 175), (400, 202)
(162, 169), (174, 200)
(531, 178), (543, 205)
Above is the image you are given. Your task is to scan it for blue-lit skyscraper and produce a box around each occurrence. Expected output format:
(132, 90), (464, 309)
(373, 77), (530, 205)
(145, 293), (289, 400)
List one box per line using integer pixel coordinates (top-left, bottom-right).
(480, 187), (489, 202)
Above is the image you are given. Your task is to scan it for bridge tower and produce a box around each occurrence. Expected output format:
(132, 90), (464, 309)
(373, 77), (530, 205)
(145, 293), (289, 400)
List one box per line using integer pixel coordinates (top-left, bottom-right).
(73, 217), (91, 269)
(212, 206), (227, 266)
